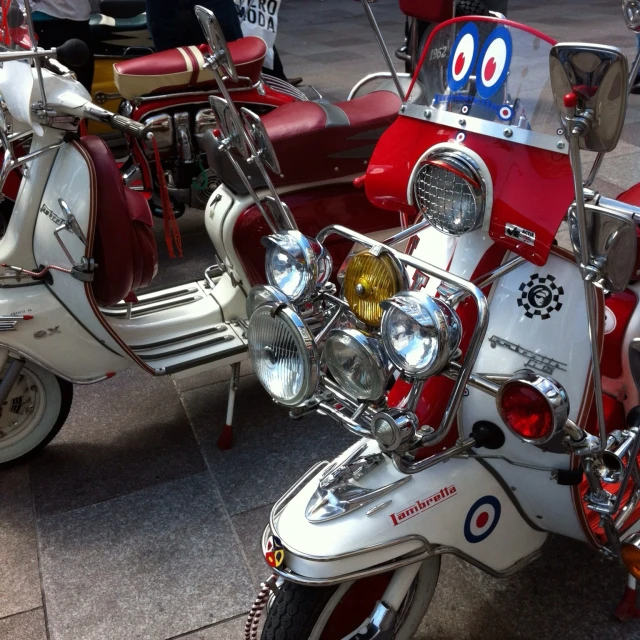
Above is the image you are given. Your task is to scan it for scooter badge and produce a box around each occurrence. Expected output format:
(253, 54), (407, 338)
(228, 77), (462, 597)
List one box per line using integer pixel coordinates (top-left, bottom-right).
(517, 274), (564, 320)
(464, 496), (501, 543)
(264, 535), (285, 568)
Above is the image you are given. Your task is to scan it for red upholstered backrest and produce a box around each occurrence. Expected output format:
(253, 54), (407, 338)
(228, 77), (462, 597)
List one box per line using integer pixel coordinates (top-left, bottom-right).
(399, 0), (453, 22)
(79, 136), (157, 307)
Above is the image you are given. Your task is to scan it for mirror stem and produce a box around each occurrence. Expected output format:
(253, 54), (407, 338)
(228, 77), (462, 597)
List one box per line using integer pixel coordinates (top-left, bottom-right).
(359, 0), (405, 99)
(568, 133), (606, 453)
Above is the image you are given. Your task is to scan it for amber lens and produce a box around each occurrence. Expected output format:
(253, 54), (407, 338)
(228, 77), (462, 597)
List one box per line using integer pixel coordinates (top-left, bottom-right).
(343, 252), (403, 327)
(621, 543), (640, 580)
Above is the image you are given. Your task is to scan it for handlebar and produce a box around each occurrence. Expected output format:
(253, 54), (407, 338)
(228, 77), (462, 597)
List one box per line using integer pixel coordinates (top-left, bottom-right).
(82, 104), (149, 139)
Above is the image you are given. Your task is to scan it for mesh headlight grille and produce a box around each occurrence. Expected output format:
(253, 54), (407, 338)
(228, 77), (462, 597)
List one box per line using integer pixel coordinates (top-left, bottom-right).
(413, 151), (485, 236)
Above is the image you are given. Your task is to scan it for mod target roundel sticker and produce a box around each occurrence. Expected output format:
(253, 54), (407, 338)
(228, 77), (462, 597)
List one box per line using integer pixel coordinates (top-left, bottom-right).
(447, 23), (480, 92)
(476, 26), (512, 100)
(464, 496), (501, 543)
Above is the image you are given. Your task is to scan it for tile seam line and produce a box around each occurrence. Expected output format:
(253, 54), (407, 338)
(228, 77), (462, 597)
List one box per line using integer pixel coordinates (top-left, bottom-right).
(165, 612), (250, 640)
(0, 605), (44, 623)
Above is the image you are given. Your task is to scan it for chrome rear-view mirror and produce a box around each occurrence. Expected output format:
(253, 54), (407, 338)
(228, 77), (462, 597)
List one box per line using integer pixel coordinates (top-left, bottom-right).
(623, 0), (640, 31)
(208, 95), (249, 158)
(549, 43), (628, 152)
(240, 107), (281, 175)
(194, 5), (239, 83)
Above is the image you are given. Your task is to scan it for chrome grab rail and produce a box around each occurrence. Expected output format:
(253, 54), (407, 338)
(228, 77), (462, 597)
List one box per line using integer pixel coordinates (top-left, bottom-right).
(316, 225), (489, 454)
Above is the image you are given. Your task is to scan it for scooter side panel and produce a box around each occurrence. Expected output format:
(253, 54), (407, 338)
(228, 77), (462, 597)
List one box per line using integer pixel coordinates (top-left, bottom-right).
(460, 251), (594, 542)
(276, 440), (546, 579)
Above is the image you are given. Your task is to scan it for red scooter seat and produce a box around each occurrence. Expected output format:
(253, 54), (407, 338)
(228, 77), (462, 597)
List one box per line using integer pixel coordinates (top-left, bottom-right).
(79, 136), (158, 307)
(262, 90), (402, 185)
(114, 37), (268, 99)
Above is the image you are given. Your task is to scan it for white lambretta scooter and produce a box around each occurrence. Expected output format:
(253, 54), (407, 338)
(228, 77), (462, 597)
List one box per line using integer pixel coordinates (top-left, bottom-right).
(0, 5), (393, 464)
(241, 6), (640, 638)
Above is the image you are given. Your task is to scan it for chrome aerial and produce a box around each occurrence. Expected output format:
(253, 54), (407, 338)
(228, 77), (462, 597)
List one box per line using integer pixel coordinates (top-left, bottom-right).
(194, 5), (296, 233)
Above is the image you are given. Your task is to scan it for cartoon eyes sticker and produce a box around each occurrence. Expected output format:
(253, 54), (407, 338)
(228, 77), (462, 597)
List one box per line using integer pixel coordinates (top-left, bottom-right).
(447, 24), (513, 99)
(447, 23), (480, 92)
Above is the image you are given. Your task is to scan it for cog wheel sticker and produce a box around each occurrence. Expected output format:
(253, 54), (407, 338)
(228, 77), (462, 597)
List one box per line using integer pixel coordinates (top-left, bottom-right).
(517, 274), (564, 320)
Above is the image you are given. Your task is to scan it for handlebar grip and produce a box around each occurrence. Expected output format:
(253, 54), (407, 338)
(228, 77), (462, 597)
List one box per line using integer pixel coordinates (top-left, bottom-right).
(109, 114), (149, 139)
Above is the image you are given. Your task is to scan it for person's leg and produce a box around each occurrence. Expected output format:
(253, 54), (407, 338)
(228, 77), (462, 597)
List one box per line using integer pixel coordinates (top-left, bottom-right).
(34, 19), (94, 92)
(190, 0), (243, 43)
(146, 0), (190, 51)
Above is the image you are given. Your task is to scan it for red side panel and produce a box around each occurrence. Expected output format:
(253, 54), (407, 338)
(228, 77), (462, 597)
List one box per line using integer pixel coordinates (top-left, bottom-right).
(399, 0), (452, 22)
(602, 290), (637, 379)
(233, 185), (395, 287)
(365, 115), (574, 266)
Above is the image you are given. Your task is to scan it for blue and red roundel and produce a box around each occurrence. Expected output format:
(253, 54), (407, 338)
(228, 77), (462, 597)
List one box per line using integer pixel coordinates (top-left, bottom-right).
(447, 23), (480, 92)
(476, 26), (512, 100)
(464, 496), (501, 543)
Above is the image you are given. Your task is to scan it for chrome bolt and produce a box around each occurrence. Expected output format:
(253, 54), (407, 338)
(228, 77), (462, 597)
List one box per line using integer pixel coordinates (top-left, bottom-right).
(503, 128), (513, 138)
(458, 118), (466, 126)
(424, 109), (432, 119)
(25, 405), (34, 414)
(355, 283), (366, 296)
(557, 141), (565, 149)
(400, 105), (406, 113)
(30, 385), (36, 391)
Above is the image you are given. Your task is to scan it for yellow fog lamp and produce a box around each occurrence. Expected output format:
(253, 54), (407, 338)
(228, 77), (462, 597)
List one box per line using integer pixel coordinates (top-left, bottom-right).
(343, 250), (406, 327)
(621, 534), (640, 580)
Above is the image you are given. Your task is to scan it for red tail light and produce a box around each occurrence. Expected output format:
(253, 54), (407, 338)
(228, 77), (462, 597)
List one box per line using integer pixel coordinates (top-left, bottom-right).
(496, 371), (569, 445)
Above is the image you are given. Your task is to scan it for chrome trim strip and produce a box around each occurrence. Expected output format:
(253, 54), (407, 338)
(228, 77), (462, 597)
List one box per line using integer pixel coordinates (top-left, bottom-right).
(261, 74), (309, 101)
(402, 103), (568, 155)
(135, 78), (261, 103)
(101, 293), (202, 317)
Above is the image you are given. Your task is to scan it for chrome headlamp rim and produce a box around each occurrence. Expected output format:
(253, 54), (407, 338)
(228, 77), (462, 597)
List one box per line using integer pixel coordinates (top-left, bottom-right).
(246, 284), (289, 319)
(406, 142), (493, 237)
(495, 369), (569, 445)
(324, 327), (389, 401)
(380, 290), (461, 379)
(262, 230), (331, 303)
(248, 302), (319, 407)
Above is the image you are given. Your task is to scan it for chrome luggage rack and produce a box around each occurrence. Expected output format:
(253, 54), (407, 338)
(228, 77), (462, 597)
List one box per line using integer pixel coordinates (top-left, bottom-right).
(262, 461), (543, 587)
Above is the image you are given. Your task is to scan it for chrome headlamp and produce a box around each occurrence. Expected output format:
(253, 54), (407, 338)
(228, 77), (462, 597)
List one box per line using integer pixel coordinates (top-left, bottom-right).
(324, 328), (389, 401)
(380, 291), (461, 379)
(262, 231), (332, 303)
(411, 147), (488, 236)
(246, 285), (288, 319)
(247, 303), (319, 406)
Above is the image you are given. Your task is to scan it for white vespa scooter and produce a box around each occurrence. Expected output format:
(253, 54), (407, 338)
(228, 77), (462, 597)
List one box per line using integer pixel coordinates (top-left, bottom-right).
(0, 4), (390, 464)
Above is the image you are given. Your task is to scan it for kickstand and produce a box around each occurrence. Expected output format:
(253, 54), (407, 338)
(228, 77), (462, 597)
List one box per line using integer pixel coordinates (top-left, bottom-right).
(615, 574), (640, 621)
(217, 362), (241, 450)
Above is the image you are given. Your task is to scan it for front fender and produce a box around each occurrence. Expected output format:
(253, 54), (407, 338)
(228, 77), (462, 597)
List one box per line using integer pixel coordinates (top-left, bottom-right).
(272, 440), (547, 580)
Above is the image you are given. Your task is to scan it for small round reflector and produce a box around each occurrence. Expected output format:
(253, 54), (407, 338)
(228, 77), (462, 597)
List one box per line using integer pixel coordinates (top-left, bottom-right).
(621, 535), (640, 580)
(496, 370), (569, 445)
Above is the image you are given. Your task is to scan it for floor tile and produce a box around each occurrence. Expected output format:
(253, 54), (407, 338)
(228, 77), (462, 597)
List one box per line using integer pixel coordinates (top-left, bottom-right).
(0, 467), (41, 619)
(182, 375), (357, 516)
(598, 151), (640, 189)
(38, 474), (254, 640)
(174, 359), (254, 394)
(0, 608), (47, 640)
(174, 616), (247, 639)
(29, 366), (205, 517)
(231, 503), (275, 589)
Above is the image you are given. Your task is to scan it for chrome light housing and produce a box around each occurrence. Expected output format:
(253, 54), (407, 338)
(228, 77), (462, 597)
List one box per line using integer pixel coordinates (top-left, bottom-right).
(247, 303), (319, 406)
(412, 147), (487, 236)
(324, 328), (389, 401)
(246, 285), (288, 319)
(380, 291), (461, 379)
(262, 231), (332, 302)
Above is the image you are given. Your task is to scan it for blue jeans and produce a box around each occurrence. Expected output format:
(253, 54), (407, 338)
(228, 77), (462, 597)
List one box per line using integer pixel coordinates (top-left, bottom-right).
(146, 0), (243, 51)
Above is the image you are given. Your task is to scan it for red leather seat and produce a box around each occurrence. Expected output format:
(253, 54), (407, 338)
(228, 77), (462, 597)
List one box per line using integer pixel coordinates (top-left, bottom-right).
(79, 136), (158, 307)
(262, 90), (402, 185)
(114, 37), (268, 99)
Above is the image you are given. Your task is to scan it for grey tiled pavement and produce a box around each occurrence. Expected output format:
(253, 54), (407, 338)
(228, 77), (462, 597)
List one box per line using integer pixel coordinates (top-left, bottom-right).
(4, 0), (640, 639)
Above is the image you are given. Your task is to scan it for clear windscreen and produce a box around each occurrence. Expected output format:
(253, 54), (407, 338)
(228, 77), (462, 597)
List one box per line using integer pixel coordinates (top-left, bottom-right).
(408, 18), (564, 145)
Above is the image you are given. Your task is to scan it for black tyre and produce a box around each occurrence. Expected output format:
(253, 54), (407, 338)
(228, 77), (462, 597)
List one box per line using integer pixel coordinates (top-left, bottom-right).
(0, 361), (73, 466)
(261, 559), (440, 640)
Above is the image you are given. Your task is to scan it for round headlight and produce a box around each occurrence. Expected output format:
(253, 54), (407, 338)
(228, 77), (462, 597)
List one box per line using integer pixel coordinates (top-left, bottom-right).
(380, 291), (461, 378)
(247, 303), (319, 406)
(412, 149), (486, 236)
(343, 250), (406, 327)
(324, 328), (388, 401)
(246, 285), (288, 319)
(263, 231), (332, 302)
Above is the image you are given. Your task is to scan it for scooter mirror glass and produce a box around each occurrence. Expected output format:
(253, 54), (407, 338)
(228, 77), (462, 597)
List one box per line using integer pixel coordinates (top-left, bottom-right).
(623, 0), (640, 32)
(194, 5), (239, 83)
(0, 105), (7, 135)
(208, 95), (249, 158)
(549, 44), (628, 152)
(240, 107), (281, 175)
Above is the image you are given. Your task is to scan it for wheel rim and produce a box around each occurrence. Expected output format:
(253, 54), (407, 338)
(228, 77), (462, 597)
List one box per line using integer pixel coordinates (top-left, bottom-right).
(0, 367), (47, 451)
(309, 572), (418, 640)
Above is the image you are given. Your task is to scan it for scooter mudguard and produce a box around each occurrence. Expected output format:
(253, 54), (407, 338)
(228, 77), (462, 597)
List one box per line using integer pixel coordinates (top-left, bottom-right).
(272, 439), (547, 580)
